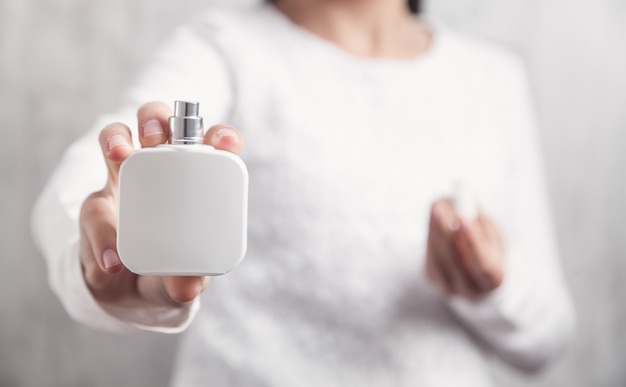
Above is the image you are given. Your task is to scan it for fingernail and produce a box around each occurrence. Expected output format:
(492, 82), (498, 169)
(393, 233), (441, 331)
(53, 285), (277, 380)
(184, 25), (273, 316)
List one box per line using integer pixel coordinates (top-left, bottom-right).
(143, 119), (164, 137)
(107, 135), (129, 151)
(215, 127), (237, 141)
(103, 249), (121, 269)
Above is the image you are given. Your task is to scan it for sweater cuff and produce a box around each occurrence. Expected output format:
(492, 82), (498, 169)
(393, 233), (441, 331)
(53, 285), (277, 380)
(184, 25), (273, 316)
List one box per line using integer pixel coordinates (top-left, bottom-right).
(443, 250), (575, 372)
(53, 236), (199, 334)
(445, 249), (544, 334)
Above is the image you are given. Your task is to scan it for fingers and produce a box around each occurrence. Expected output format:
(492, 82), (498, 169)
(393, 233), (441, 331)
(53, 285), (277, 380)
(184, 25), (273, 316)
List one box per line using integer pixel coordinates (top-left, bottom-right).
(80, 190), (211, 306)
(479, 212), (502, 248)
(137, 102), (244, 152)
(426, 197), (506, 300)
(425, 246), (450, 296)
(98, 123), (133, 185)
(165, 276), (209, 303)
(454, 221), (494, 291)
(83, 102), (224, 308)
(429, 200), (480, 299)
(136, 101), (244, 153)
(136, 275), (209, 307)
(204, 124), (244, 154)
(138, 101), (171, 147)
(454, 217), (504, 291)
(80, 192), (123, 275)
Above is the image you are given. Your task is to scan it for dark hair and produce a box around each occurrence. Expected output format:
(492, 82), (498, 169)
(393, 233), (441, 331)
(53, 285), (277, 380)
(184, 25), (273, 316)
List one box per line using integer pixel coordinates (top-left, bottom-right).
(268, 1), (422, 14)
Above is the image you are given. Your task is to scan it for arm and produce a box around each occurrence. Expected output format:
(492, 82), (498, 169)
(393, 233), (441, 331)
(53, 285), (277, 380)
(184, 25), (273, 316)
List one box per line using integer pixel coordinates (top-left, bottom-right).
(31, 22), (235, 333)
(426, 59), (576, 371)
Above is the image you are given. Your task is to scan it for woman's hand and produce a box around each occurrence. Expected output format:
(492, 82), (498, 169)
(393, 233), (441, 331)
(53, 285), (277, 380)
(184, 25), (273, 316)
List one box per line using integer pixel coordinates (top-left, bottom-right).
(424, 199), (504, 301)
(79, 101), (243, 308)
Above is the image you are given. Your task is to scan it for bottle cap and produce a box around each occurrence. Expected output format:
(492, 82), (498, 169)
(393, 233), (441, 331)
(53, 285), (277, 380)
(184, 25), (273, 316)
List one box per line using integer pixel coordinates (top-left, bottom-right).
(169, 101), (204, 145)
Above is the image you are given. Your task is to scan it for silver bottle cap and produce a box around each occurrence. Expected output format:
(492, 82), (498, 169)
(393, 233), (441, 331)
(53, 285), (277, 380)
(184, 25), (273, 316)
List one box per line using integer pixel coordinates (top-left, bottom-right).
(169, 101), (204, 145)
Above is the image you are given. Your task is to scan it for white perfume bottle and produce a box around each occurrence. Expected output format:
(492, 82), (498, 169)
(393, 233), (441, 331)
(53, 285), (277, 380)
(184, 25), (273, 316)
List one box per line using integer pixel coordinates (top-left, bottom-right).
(450, 181), (479, 221)
(117, 101), (248, 276)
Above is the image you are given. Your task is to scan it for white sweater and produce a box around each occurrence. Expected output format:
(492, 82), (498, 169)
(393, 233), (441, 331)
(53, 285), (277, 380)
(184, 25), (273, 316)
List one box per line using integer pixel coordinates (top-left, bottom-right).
(32, 4), (575, 386)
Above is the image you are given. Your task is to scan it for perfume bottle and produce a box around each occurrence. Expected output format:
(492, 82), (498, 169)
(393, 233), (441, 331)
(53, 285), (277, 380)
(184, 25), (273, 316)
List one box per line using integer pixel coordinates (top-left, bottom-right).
(450, 181), (479, 221)
(117, 101), (248, 275)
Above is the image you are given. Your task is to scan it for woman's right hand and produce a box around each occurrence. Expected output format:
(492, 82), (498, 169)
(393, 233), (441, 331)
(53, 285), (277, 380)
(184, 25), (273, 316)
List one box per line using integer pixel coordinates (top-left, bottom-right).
(79, 101), (244, 308)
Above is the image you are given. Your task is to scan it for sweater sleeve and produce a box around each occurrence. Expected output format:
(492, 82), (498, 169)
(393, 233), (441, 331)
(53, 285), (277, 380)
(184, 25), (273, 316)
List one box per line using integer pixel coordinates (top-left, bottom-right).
(31, 20), (233, 333)
(446, 57), (576, 372)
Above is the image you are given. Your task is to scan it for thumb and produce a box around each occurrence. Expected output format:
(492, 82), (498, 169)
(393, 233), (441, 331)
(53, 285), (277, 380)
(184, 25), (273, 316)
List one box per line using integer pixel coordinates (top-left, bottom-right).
(136, 275), (209, 307)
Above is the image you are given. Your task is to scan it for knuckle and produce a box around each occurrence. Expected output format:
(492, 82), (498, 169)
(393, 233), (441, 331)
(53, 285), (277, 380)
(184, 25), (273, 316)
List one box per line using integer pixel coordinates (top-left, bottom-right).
(80, 194), (111, 221)
(80, 194), (98, 221)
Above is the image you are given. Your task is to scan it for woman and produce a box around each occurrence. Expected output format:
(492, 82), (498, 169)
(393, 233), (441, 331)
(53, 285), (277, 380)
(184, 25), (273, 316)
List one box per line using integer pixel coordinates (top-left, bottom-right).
(32, 0), (575, 385)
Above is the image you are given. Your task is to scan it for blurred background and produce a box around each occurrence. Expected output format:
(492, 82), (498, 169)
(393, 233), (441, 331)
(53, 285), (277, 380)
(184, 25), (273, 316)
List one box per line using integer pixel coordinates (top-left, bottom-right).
(1, 0), (625, 386)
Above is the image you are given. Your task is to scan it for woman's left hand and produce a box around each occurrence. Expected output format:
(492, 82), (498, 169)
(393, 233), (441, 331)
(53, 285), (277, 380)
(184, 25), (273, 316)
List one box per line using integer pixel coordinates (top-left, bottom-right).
(424, 199), (505, 301)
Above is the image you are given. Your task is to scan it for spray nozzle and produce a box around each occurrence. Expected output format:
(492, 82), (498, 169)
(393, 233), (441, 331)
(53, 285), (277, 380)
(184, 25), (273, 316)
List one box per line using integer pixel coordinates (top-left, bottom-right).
(169, 101), (204, 145)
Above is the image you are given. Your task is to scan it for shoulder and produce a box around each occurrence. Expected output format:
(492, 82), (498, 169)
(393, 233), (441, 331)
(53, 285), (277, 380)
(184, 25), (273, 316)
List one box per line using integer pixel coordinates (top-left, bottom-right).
(431, 24), (529, 88)
(169, 4), (286, 70)
(427, 25), (538, 140)
(186, 5), (277, 43)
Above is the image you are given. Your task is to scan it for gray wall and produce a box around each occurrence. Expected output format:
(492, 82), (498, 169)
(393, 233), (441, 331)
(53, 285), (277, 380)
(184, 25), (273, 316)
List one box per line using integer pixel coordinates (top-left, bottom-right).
(1, 0), (625, 386)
